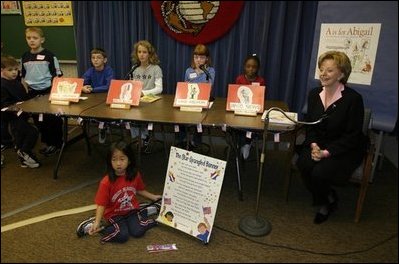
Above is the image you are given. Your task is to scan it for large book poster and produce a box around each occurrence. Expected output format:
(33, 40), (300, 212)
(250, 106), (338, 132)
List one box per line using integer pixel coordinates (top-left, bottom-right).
(226, 84), (265, 113)
(49, 77), (83, 102)
(106, 80), (142, 106)
(315, 23), (381, 85)
(173, 82), (211, 108)
(157, 147), (226, 244)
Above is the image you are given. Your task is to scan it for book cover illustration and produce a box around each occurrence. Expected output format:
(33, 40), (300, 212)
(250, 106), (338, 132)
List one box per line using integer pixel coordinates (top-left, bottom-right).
(226, 84), (265, 113)
(106, 80), (143, 106)
(157, 147), (226, 244)
(49, 77), (83, 102)
(173, 82), (211, 108)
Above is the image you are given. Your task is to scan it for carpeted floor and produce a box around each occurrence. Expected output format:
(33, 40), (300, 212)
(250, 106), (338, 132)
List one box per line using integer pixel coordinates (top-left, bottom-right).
(1, 129), (398, 263)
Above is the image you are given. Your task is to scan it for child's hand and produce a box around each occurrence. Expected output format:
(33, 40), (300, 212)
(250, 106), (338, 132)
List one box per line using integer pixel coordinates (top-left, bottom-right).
(153, 195), (162, 201)
(82, 85), (93, 93)
(88, 222), (102, 235)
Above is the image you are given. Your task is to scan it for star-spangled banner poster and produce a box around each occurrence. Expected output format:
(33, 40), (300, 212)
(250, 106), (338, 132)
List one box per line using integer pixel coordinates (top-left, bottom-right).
(156, 147), (226, 244)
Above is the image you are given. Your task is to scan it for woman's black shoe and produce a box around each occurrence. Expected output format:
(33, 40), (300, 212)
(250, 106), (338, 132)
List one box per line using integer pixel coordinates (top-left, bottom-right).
(314, 212), (329, 224)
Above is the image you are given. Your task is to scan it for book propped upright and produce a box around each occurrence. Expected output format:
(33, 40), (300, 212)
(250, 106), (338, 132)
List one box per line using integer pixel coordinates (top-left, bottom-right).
(106, 80), (143, 109)
(140, 94), (162, 103)
(173, 82), (211, 112)
(49, 77), (84, 105)
(262, 109), (298, 131)
(226, 84), (265, 116)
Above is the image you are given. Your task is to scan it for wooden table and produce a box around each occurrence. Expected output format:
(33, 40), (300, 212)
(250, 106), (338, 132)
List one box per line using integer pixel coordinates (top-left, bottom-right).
(10, 93), (106, 179)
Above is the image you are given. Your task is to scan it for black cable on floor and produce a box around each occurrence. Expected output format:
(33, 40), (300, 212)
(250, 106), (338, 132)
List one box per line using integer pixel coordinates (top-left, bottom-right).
(214, 225), (397, 256)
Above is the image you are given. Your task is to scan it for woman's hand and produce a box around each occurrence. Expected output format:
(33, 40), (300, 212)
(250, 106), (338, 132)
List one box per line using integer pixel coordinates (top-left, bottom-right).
(310, 143), (329, 161)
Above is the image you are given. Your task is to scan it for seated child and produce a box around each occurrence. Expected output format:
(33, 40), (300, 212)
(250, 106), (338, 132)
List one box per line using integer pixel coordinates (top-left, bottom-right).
(235, 54), (265, 159)
(82, 48), (114, 143)
(1, 55), (40, 168)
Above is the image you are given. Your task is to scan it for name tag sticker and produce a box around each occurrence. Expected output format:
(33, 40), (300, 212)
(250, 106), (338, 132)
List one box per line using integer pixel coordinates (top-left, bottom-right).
(274, 133), (280, 142)
(189, 72), (197, 79)
(36, 55), (45, 60)
(246, 131), (252, 139)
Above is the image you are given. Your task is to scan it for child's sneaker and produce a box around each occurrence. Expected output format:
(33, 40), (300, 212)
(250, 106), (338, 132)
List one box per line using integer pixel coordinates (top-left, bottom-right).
(143, 136), (152, 154)
(76, 216), (96, 238)
(240, 144), (251, 160)
(98, 128), (106, 144)
(141, 200), (161, 217)
(40, 146), (60, 157)
(17, 150), (40, 168)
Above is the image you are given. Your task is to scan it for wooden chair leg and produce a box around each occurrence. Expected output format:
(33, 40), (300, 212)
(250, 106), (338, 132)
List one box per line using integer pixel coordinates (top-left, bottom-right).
(354, 149), (373, 223)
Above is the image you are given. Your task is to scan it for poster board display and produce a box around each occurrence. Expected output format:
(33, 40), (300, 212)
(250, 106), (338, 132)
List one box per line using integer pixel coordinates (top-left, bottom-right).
(157, 147), (226, 244)
(106, 80), (142, 109)
(226, 84), (265, 115)
(173, 82), (211, 111)
(49, 77), (83, 105)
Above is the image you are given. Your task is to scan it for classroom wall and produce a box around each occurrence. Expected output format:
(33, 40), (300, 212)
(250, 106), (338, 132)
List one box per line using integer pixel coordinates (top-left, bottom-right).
(1, 14), (76, 61)
(60, 62), (78, 77)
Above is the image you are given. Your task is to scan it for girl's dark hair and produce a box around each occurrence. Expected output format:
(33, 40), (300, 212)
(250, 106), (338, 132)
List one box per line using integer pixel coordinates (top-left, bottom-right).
(244, 54), (260, 68)
(106, 141), (138, 182)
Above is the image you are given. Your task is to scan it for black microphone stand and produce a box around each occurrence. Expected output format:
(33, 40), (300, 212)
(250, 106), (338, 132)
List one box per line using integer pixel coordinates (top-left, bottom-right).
(238, 110), (272, 236)
(238, 107), (328, 236)
(125, 63), (139, 80)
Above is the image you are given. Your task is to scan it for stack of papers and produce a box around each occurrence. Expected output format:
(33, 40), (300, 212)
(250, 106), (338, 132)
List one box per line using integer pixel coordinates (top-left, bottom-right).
(262, 109), (298, 131)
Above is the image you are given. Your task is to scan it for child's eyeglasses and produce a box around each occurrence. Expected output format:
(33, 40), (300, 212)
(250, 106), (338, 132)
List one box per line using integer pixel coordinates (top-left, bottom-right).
(194, 55), (207, 60)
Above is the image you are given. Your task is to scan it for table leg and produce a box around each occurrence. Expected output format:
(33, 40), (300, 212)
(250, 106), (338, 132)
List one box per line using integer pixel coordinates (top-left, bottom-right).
(53, 116), (68, 180)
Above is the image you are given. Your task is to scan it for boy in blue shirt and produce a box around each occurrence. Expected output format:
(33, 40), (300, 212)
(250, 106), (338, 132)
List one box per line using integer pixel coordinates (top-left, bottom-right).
(82, 48), (114, 94)
(82, 48), (114, 143)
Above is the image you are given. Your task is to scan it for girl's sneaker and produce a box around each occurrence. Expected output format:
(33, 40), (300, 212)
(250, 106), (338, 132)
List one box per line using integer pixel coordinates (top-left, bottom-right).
(17, 150), (40, 168)
(76, 216), (96, 237)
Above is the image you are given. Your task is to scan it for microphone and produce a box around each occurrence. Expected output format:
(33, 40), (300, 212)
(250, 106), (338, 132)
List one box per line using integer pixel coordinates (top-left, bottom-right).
(199, 64), (214, 101)
(199, 64), (211, 81)
(125, 63), (140, 80)
(264, 106), (336, 126)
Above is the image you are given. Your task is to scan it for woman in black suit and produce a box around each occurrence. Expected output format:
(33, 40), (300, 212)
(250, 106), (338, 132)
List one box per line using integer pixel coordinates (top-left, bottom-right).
(297, 50), (367, 224)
